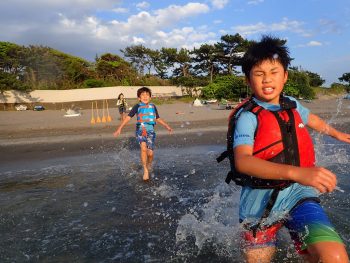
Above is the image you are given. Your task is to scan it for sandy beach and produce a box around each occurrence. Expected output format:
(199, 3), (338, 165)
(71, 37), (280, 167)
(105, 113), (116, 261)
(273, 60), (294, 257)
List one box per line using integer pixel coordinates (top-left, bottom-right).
(0, 96), (350, 262)
(1, 96), (349, 164)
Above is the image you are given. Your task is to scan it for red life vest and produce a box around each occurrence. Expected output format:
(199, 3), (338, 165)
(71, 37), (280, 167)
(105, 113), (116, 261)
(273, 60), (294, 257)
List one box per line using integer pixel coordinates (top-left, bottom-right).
(217, 96), (315, 189)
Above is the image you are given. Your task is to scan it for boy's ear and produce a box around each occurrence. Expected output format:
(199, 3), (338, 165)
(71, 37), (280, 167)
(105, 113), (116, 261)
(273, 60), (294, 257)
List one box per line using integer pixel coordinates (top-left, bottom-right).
(283, 70), (288, 84)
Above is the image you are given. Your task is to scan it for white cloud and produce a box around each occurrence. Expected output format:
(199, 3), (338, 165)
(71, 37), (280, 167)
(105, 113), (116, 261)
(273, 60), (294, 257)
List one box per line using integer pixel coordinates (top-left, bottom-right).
(247, 0), (264, 5)
(319, 19), (342, 34)
(210, 0), (229, 9)
(296, 40), (323, 48)
(234, 18), (310, 37)
(0, 1), (212, 59)
(112, 7), (129, 13)
(132, 36), (146, 44)
(152, 27), (216, 48)
(136, 1), (150, 10)
(307, 41), (322, 46)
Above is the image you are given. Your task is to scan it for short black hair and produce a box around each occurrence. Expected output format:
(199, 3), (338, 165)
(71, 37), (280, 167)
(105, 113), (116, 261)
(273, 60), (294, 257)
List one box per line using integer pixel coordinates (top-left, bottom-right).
(137, 86), (152, 97)
(241, 35), (291, 79)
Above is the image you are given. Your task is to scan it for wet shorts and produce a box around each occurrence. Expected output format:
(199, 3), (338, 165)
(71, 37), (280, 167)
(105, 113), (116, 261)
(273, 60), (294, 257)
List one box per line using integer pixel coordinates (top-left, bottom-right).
(241, 200), (343, 254)
(118, 107), (126, 114)
(136, 129), (156, 150)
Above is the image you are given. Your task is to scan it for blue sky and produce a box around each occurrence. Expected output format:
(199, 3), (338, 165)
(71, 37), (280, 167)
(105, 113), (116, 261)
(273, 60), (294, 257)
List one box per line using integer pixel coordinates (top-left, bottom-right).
(1, 0), (350, 85)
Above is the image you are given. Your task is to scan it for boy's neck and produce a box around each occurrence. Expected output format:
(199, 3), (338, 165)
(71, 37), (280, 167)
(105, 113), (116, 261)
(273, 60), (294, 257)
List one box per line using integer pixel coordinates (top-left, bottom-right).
(253, 94), (281, 105)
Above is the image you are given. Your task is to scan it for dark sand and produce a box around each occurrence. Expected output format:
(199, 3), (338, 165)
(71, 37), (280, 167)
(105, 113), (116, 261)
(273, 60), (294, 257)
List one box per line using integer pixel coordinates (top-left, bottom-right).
(1, 97), (349, 165)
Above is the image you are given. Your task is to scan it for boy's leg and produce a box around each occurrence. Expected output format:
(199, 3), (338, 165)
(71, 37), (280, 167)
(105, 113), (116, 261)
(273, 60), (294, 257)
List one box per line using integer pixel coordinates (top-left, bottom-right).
(243, 247), (276, 263)
(286, 200), (348, 262)
(145, 130), (156, 171)
(147, 149), (154, 171)
(241, 223), (282, 263)
(140, 142), (149, 181)
(305, 241), (348, 263)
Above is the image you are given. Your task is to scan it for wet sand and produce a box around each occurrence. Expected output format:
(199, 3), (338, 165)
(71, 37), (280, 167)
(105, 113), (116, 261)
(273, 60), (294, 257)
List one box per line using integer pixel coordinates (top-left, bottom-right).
(1, 96), (349, 164)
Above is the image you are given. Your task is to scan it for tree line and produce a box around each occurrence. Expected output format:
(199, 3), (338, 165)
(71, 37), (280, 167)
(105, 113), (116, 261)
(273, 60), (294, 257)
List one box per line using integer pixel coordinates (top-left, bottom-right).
(1, 33), (349, 100)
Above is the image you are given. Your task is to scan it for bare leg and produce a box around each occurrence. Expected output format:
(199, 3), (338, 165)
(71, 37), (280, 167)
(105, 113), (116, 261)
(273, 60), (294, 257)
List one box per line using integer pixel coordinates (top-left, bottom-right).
(140, 142), (149, 181)
(304, 241), (349, 263)
(147, 149), (154, 172)
(243, 247), (276, 263)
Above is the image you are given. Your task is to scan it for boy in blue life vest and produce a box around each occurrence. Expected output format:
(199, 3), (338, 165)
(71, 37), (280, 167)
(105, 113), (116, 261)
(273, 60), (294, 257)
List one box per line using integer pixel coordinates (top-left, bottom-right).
(113, 87), (173, 181)
(227, 36), (350, 262)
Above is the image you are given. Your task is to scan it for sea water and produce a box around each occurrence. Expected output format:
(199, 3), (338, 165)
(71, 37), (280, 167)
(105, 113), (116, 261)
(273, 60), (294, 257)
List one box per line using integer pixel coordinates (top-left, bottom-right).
(0, 137), (349, 262)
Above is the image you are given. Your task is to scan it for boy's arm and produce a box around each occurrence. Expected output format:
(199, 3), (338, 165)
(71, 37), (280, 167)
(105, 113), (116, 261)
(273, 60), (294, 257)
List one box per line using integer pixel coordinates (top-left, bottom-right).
(156, 118), (173, 133)
(307, 113), (350, 143)
(113, 116), (131, 137)
(234, 145), (337, 193)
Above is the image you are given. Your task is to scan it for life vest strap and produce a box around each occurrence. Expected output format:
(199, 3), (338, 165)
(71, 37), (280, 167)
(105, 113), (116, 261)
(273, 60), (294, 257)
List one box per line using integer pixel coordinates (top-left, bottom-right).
(249, 188), (281, 238)
(216, 150), (229, 163)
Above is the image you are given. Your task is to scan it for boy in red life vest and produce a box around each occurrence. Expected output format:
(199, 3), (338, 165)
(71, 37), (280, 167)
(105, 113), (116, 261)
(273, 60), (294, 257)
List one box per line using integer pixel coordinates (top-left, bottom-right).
(231, 36), (350, 262)
(113, 87), (173, 181)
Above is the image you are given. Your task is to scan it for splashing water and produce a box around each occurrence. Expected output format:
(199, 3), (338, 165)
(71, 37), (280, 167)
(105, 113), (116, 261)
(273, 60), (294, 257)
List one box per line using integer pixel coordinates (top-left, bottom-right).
(0, 127), (349, 262)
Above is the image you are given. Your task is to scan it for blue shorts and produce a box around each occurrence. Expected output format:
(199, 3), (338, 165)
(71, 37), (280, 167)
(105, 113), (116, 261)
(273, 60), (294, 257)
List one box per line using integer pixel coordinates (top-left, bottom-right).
(136, 129), (156, 150)
(118, 107), (126, 114)
(241, 200), (343, 254)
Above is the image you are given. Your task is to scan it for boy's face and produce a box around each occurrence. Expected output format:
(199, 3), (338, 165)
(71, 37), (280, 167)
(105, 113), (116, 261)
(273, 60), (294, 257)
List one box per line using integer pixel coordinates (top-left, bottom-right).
(246, 59), (288, 105)
(138, 92), (151, 104)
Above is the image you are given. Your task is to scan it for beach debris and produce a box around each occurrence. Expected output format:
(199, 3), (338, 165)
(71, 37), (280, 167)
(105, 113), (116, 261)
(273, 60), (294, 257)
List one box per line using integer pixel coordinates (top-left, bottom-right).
(95, 101), (101, 123)
(33, 105), (45, 111)
(64, 108), (81, 117)
(193, 98), (203, 107)
(205, 99), (217, 104)
(91, 100), (112, 124)
(176, 112), (185, 115)
(106, 99), (112, 122)
(15, 104), (27, 111)
(102, 100), (107, 122)
(90, 101), (96, 124)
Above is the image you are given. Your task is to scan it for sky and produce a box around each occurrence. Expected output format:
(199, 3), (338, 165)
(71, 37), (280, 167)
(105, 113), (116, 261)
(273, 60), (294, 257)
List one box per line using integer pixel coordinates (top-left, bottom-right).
(1, 0), (350, 86)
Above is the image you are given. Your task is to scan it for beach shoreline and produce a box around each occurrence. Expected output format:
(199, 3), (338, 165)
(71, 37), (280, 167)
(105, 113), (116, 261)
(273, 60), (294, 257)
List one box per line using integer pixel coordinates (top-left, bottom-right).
(1, 96), (349, 165)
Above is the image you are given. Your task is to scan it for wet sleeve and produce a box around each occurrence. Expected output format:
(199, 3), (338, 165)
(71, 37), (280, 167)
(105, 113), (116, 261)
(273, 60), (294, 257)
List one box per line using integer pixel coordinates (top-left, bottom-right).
(289, 97), (310, 124)
(154, 105), (160, 119)
(233, 111), (257, 148)
(128, 104), (139, 118)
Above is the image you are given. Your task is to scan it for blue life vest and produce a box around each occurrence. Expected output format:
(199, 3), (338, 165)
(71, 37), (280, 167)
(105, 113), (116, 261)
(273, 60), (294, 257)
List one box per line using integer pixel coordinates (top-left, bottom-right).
(137, 103), (156, 125)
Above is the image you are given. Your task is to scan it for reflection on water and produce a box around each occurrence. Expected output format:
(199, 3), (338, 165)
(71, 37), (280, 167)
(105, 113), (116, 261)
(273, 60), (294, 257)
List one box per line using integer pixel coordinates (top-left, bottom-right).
(0, 140), (349, 262)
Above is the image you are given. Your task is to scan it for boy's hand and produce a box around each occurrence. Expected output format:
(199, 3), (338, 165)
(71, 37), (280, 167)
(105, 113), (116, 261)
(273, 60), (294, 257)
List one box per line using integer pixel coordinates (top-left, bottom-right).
(113, 129), (121, 137)
(335, 131), (350, 144)
(167, 126), (173, 134)
(294, 166), (337, 193)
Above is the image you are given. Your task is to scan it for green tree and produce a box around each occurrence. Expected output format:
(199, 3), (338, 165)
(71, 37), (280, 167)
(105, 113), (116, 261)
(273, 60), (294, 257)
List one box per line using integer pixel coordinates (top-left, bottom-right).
(201, 75), (246, 99)
(95, 53), (137, 85)
(121, 45), (149, 75)
(161, 47), (191, 78)
(172, 76), (209, 97)
(286, 68), (315, 99)
(216, 34), (250, 75)
(339, 73), (350, 92)
(305, 70), (325, 87)
(191, 44), (222, 82)
(0, 71), (27, 92)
